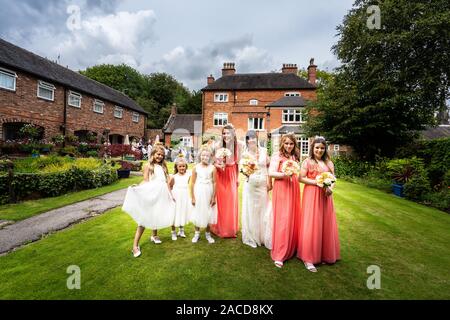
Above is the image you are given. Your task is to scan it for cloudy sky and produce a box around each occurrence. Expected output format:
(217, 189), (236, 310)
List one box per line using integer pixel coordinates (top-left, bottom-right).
(0, 0), (355, 90)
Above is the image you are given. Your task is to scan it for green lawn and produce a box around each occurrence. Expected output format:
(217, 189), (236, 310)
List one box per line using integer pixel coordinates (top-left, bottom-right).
(0, 175), (142, 221)
(0, 180), (449, 299)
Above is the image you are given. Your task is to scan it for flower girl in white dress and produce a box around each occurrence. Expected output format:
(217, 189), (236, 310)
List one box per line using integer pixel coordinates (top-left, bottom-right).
(169, 155), (192, 240)
(190, 146), (218, 244)
(122, 144), (176, 257)
(241, 130), (273, 249)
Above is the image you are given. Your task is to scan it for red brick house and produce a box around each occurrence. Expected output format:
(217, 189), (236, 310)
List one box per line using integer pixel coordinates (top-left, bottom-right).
(0, 38), (147, 144)
(202, 60), (319, 157)
(163, 104), (202, 151)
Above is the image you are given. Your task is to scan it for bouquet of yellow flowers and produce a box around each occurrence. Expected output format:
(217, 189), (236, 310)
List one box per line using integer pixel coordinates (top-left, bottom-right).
(215, 148), (232, 170)
(239, 153), (259, 179)
(281, 160), (300, 177)
(316, 172), (336, 188)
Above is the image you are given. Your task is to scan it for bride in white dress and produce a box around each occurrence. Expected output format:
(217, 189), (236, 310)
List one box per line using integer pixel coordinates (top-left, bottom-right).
(241, 130), (273, 249)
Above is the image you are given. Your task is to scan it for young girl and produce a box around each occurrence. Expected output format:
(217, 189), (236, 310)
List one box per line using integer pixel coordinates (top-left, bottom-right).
(190, 146), (217, 244)
(122, 144), (176, 257)
(268, 134), (301, 268)
(241, 130), (273, 249)
(169, 155), (192, 240)
(297, 137), (340, 272)
(210, 124), (241, 238)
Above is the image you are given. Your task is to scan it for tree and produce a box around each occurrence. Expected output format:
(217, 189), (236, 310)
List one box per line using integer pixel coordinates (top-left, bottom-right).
(80, 64), (145, 101)
(306, 0), (450, 160)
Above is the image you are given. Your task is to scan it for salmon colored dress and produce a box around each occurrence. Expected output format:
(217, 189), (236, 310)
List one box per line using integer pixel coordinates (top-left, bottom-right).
(297, 159), (340, 264)
(210, 145), (239, 238)
(269, 152), (301, 263)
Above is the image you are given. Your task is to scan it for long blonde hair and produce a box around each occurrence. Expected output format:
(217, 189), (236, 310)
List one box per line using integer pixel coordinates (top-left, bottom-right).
(278, 133), (300, 161)
(148, 145), (169, 180)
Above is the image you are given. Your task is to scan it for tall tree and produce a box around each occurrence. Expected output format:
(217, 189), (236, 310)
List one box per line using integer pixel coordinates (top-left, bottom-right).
(306, 0), (450, 160)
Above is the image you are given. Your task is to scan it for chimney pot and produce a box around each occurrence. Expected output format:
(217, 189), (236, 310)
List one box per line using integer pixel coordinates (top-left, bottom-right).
(171, 103), (177, 116)
(207, 74), (215, 85)
(281, 63), (298, 74)
(307, 58), (317, 85)
(222, 62), (236, 76)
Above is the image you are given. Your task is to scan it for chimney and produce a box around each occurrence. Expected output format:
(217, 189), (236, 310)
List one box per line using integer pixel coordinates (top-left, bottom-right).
(281, 63), (298, 74)
(171, 103), (177, 116)
(207, 74), (215, 85)
(222, 62), (236, 76)
(307, 58), (317, 85)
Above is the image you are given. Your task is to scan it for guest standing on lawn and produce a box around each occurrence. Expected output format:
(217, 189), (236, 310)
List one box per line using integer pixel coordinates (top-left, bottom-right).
(297, 136), (340, 272)
(268, 133), (301, 268)
(122, 144), (176, 258)
(210, 124), (241, 238)
(241, 130), (273, 249)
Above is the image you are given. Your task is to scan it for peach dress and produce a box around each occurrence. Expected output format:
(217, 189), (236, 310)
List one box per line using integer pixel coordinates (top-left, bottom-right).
(210, 145), (239, 238)
(269, 152), (301, 263)
(297, 159), (340, 264)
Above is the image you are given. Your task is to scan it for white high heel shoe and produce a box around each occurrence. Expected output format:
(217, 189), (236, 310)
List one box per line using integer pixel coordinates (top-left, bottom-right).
(132, 246), (141, 258)
(151, 236), (162, 244)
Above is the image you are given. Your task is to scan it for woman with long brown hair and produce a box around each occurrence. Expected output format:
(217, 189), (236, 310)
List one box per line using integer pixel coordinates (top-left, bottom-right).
(268, 134), (301, 268)
(210, 124), (241, 238)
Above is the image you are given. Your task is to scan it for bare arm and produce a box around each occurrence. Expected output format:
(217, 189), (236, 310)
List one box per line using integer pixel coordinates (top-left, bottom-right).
(190, 167), (197, 206)
(210, 167), (217, 207)
(169, 175), (175, 190)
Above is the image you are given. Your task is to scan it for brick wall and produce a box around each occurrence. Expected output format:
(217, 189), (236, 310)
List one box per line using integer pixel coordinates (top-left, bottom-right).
(0, 68), (146, 141)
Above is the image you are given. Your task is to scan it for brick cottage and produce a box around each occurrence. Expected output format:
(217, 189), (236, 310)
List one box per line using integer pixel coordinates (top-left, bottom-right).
(0, 38), (147, 144)
(201, 61), (349, 158)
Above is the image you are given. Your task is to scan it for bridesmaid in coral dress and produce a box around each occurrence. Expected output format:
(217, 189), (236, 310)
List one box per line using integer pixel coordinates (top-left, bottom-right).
(210, 124), (241, 238)
(268, 134), (301, 268)
(297, 136), (340, 272)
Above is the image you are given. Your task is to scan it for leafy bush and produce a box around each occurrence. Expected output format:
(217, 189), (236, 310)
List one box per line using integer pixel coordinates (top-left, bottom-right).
(404, 174), (432, 201)
(86, 150), (99, 158)
(59, 146), (77, 157)
(333, 155), (373, 178)
(386, 157), (425, 184)
(423, 190), (450, 213)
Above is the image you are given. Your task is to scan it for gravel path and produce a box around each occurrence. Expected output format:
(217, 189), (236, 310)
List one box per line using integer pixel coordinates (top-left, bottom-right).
(0, 189), (127, 255)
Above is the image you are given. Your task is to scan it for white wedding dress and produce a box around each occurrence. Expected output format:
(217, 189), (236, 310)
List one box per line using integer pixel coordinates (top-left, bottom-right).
(241, 147), (273, 249)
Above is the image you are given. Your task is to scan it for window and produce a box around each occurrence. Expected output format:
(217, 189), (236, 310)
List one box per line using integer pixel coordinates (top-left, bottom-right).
(214, 112), (228, 126)
(93, 99), (104, 114)
(132, 112), (140, 123)
(334, 144), (340, 152)
(285, 92), (300, 97)
(282, 109), (304, 123)
(297, 136), (309, 156)
(181, 136), (192, 147)
(68, 91), (82, 108)
(249, 99), (258, 106)
(0, 68), (16, 91)
(214, 93), (229, 102)
(37, 80), (55, 101)
(114, 106), (123, 119)
(248, 117), (264, 130)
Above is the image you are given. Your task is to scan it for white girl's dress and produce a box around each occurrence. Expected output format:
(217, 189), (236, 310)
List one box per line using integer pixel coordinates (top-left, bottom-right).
(172, 171), (192, 227)
(241, 147), (273, 249)
(122, 164), (175, 229)
(190, 164), (218, 228)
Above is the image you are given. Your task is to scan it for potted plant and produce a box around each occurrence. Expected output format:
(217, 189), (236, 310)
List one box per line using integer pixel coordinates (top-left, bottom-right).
(31, 149), (40, 158)
(117, 161), (133, 179)
(386, 157), (424, 198)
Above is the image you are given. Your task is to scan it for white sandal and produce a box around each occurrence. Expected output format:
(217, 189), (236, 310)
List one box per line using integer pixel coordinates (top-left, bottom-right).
(274, 261), (284, 268)
(132, 246), (141, 258)
(151, 236), (162, 244)
(304, 262), (317, 272)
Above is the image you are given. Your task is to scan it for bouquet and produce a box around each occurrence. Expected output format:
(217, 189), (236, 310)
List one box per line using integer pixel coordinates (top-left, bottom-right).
(239, 153), (259, 180)
(281, 160), (300, 178)
(215, 148), (232, 170)
(315, 172), (336, 188)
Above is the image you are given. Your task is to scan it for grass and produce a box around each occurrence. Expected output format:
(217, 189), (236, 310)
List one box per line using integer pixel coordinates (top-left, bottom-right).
(0, 179), (449, 299)
(0, 175), (142, 221)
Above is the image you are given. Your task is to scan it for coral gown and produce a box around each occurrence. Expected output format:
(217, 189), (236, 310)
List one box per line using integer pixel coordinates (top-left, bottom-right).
(269, 152), (301, 263)
(297, 159), (340, 264)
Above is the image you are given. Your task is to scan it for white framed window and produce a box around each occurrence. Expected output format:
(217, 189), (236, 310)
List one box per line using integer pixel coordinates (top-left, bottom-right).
(132, 112), (140, 123)
(297, 136), (309, 156)
(248, 117), (264, 131)
(249, 99), (258, 106)
(214, 112), (228, 126)
(285, 92), (301, 97)
(214, 93), (229, 103)
(334, 144), (340, 152)
(181, 136), (192, 147)
(282, 109), (304, 123)
(114, 106), (123, 119)
(93, 99), (104, 114)
(0, 68), (16, 91)
(37, 80), (55, 101)
(68, 91), (82, 108)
